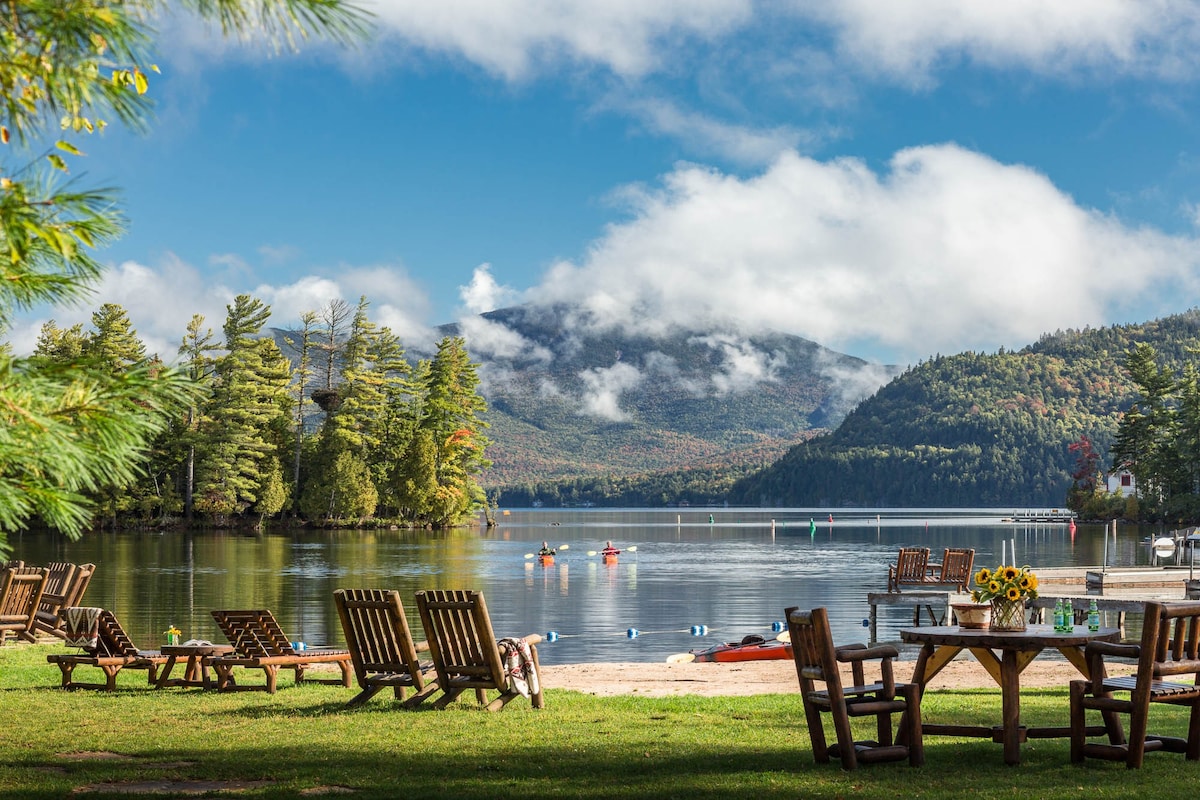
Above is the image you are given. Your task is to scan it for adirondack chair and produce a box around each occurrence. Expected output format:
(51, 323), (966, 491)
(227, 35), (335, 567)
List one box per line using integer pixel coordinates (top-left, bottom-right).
(786, 605), (923, 770)
(334, 588), (438, 708)
(886, 548), (931, 592)
(0, 567), (49, 644)
(209, 609), (353, 693)
(1070, 600), (1200, 768)
(414, 589), (545, 711)
(931, 548), (975, 592)
(46, 608), (169, 690)
(35, 563), (96, 638)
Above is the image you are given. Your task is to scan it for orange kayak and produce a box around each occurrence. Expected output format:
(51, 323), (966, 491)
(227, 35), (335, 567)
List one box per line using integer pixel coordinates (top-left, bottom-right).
(690, 636), (792, 663)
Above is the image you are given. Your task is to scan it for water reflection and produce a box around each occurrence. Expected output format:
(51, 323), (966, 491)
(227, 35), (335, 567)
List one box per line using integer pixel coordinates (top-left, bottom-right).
(6, 509), (1173, 665)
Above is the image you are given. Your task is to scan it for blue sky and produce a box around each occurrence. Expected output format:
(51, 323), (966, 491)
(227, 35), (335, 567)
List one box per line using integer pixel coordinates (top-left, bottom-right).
(14, 1), (1200, 377)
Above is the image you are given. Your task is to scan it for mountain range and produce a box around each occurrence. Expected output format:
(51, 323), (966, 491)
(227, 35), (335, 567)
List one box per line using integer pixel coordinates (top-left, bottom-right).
(435, 305), (898, 496)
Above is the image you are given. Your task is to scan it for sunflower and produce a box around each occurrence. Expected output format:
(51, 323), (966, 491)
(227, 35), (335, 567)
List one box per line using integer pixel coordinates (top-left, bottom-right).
(988, 580), (1001, 594)
(1019, 575), (1032, 590)
(1006, 586), (1021, 601)
(1001, 566), (1020, 581)
(975, 568), (992, 584)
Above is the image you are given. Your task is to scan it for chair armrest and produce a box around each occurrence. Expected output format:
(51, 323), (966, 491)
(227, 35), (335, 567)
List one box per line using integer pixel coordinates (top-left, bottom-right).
(836, 644), (899, 662)
(522, 634), (543, 646)
(1087, 641), (1140, 659)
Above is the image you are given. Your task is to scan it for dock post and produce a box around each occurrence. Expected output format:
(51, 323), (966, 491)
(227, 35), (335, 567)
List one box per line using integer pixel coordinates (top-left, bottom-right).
(869, 600), (878, 644)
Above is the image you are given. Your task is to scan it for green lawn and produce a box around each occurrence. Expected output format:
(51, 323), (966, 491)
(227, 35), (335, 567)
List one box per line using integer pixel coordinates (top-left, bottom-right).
(1, 643), (1196, 799)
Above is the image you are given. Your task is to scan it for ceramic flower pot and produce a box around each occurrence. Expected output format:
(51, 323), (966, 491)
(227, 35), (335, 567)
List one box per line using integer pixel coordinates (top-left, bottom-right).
(951, 602), (992, 629)
(990, 598), (1027, 631)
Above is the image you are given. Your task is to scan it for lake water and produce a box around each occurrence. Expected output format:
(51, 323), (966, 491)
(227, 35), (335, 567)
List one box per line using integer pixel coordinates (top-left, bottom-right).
(6, 508), (1173, 665)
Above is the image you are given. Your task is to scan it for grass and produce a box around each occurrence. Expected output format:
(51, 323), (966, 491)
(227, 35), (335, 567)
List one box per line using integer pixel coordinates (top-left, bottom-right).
(1, 644), (1198, 799)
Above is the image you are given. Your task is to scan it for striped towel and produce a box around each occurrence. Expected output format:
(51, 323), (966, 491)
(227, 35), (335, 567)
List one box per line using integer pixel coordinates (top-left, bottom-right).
(497, 637), (540, 699)
(63, 607), (102, 649)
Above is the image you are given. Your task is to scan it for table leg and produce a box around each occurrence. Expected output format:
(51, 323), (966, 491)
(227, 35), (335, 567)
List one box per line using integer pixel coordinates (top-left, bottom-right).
(155, 655), (179, 689)
(1001, 649), (1021, 765)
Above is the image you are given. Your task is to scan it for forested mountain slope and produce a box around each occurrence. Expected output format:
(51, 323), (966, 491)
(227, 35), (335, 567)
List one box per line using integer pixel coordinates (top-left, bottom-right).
(729, 310), (1200, 507)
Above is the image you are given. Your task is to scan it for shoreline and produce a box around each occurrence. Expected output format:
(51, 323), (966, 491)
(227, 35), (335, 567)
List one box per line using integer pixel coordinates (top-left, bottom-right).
(537, 657), (1135, 697)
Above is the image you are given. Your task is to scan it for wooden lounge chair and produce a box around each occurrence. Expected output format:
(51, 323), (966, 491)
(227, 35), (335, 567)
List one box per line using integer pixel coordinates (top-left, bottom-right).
(34, 562), (95, 639)
(46, 608), (168, 690)
(334, 588), (438, 708)
(414, 589), (545, 711)
(1070, 600), (1200, 768)
(786, 605), (923, 770)
(886, 547), (931, 592)
(930, 548), (975, 592)
(209, 609), (353, 693)
(0, 567), (49, 644)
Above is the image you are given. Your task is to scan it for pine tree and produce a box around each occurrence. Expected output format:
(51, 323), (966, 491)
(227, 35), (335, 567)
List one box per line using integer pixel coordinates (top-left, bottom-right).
(0, 0), (364, 554)
(195, 295), (291, 517)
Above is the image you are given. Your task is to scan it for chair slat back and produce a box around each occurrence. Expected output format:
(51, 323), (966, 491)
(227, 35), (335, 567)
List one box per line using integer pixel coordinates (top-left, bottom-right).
(415, 589), (506, 689)
(43, 562), (76, 597)
(95, 609), (142, 657)
(0, 568), (48, 622)
(786, 606), (842, 695)
(895, 548), (930, 582)
(939, 548), (975, 587)
(211, 610), (295, 657)
(334, 589), (422, 678)
(1143, 602), (1200, 678)
(62, 563), (95, 608)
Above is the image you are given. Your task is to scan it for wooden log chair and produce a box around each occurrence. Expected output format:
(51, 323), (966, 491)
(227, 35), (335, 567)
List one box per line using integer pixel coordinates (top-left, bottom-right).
(46, 608), (169, 690)
(1071, 600), (1200, 768)
(886, 547), (931, 592)
(414, 589), (545, 711)
(34, 563), (96, 639)
(334, 588), (439, 709)
(0, 567), (49, 644)
(209, 609), (353, 694)
(786, 605), (923, 770)
(931, 548), (975, 592)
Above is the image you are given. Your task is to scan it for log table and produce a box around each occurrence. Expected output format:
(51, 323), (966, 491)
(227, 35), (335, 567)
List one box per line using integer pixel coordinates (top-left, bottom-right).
(900, 623), (1121, 765)
(155, 643), (234, 689)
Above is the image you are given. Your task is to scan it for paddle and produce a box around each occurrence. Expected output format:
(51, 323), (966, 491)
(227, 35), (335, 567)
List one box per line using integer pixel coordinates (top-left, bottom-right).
(524, 544), (570, 559)
(587, 545), (638, 556)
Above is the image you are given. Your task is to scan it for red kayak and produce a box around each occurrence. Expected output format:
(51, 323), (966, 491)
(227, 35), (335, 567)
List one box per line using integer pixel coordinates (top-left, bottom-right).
(689, 635), (793, 663)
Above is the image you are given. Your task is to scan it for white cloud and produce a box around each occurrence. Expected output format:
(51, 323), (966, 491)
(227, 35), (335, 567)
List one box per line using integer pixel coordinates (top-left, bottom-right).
(459, 264), (520, 315)
(578, 361), (644, 421)
(530, 143), (1200, 363)
(363, 0), (754, 81)
(691, 334), (788, 395)
(8, 257), (435, 361)
(622, 97), (818, 166)
(793, 0), (1200, 85)
(458, 314), (553, 362)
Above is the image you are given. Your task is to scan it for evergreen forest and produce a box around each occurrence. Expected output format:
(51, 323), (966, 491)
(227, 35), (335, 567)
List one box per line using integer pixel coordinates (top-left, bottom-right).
(727, 309), (1200, 517)
(30, 296), (491, 531)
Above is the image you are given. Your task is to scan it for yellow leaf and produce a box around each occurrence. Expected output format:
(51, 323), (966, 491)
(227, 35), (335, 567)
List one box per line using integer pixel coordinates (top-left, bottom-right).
(46, 153), (67, 172)
(134, 70), (148, 95)
(55, 141), (81, 156)
(0, 127), (7, 144)
(1, 178), (11, 190)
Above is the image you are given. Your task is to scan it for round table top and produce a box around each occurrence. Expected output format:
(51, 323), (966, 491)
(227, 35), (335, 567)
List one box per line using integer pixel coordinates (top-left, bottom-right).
(899, 623), (1121, 648)
(160, 643), (235, 656)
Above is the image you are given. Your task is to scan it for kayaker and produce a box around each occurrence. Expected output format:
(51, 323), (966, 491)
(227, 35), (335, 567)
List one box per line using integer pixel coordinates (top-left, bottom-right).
(601, 541), (620, 556)
(538, 541), (556, 556)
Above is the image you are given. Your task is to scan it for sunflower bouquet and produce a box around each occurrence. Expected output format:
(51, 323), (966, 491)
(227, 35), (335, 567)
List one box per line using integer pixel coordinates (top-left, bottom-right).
(971, 564), (1039, 603)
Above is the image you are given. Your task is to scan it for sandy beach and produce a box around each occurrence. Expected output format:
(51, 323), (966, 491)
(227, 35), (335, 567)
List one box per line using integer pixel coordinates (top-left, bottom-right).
(539, 657), (1135, 697)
